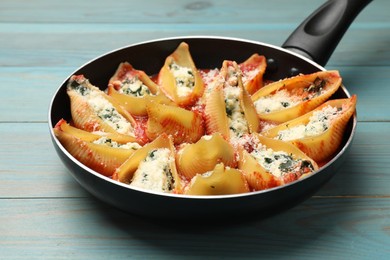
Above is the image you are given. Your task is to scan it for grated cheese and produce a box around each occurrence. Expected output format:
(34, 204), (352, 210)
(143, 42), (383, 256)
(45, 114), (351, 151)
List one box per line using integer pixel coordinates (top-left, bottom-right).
(119, 77), (150, 97)
(250, 143), (313, 178)
(92, 137), (141, 150)
(223, 85), (248, 140)
(130, 148), (175, 193)
(254, 89), (301, 114)
(277, 105), (342, 141)
(86, 91), (133, 135)
(169, 62), (195, 97)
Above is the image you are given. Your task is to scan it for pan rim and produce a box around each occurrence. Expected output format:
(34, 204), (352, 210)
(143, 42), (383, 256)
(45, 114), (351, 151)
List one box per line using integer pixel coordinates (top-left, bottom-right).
(48, 35), (357, 201)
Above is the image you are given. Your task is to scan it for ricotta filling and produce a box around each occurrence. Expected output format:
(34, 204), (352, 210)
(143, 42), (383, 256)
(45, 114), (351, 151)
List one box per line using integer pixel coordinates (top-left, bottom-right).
(250, 144), (314, 178)
(254, 89), (301, 114)
(224, 85), (248, 139)
(87, 92), (133, 135)
(130, 148), (175, 193)
(92, 137), (141, 150)
(169, 62), (195, 97)
(254, 78), (328, 114)
(276, 105), (342, 141)
(119, 77), (150, 97)
(70, 80), (134, 135)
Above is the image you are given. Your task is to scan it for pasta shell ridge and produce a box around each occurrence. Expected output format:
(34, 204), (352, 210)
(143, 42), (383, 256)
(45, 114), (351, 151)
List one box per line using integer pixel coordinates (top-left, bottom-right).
(184, 163), (250, 196)
(176, 133), (237, 180)
(239, 53), (267, 95)
(239, 78), (260, 134)
(203, 85), (230, 138)
(146, 102), (205, 144)
(54, 125), (135, 177)
(55, 118), (139, 144)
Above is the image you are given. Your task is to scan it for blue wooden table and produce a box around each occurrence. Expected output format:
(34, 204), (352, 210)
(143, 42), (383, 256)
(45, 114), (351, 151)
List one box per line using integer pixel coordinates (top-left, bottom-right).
(1, 0), (389, 259)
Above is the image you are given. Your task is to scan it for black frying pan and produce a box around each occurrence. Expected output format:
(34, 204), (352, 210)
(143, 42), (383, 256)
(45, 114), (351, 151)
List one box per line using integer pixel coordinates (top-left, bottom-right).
(49, 0), (372, 219)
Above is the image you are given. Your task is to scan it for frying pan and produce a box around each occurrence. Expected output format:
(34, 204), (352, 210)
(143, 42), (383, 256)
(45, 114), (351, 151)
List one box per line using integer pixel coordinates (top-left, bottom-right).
(49, 0), (372, 219)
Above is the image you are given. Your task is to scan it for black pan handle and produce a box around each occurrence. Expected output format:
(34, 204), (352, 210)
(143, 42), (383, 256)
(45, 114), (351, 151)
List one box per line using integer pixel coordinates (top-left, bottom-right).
(282, 0), (372, 66)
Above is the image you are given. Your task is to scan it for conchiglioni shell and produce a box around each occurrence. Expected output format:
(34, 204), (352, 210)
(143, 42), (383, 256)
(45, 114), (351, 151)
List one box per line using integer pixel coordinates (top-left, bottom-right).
(67, 75), (137, 136)
(107, 85), (174, 116)
(204, 85), (229, 138)
(114, 134), (183, 193)
(54, 118), (139, 144)
(184, 163), (250, 196)
(238, 134), (318, 190)
(204, 61), (259, 141)
(176, 133), (236, 180)
(157, 42), (205, 106)
(109, 62), (159, 95)
(238, 147), (282, 191)
(239, 54), (267, 95)
(251, 70), (342, 123)
(54, 126), (135, 177)
(239, 78), (260, 134)
(262, 95), (357, 162)
(146, 102), (205, 144)
(225, 61), (259, 135)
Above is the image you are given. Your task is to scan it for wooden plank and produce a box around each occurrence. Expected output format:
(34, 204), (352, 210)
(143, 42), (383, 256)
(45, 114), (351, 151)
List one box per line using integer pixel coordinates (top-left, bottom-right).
(0, 123), (88, 198)
(0, 23), (388, 68)
(0, 122), (389, 198)
(0, 197), (389, 259)
(0, 66), (388, 122)
(0, 0), (384, 24)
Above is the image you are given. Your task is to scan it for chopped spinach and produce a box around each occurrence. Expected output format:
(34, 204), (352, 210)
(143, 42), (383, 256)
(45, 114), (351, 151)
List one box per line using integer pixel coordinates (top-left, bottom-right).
(306, 77), (326, 96)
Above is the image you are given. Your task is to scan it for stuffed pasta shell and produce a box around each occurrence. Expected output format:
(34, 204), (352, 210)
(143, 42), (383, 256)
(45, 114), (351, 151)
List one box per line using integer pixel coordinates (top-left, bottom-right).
(238, 134), (318, 190)
(114, 134), (183, 193)
(262, 95), (357, 162)
(239, 53), (267, 95)
(158, 42), (205, 107)
(54, 119), (141, 177)
(107, 62), (174, 116)
(252, 70), (342, 124)
(67, 75), (137, 136)
(204, 61), (259, 144)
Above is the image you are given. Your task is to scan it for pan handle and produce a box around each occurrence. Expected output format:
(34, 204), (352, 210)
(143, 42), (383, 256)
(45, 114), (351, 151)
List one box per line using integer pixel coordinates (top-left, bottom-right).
(282, 0), (372, 66)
